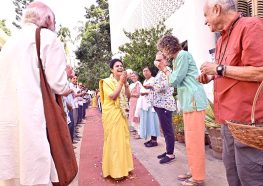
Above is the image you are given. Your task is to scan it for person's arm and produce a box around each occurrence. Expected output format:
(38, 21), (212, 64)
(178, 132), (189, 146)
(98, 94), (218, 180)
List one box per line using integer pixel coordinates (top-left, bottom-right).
(167, 53), (188, 86)
(109, 82), (124, 100)
(61, 89), (74, 96)
(44, 33), (69, 95)
(224, 66), (263, 82)
(124, 83), (131, 99)
(130, 83), (140, 98)
(200, 62), (263, 82)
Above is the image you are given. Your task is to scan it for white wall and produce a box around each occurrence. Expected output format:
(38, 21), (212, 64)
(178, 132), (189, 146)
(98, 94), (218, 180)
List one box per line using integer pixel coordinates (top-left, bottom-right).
(108, 0), (215, 101)
(165, 0), (215, 101)
(108, 0), (141, 55)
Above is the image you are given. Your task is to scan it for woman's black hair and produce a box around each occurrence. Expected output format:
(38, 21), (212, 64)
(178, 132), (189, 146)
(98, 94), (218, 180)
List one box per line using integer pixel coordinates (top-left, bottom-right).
(109, 58), (123, 69)
(143, 65), (158, 77)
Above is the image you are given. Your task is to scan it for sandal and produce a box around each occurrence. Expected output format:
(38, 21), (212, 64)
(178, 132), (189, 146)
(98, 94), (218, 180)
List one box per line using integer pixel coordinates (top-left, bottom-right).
(134, 134), (141, 139)
(180, 178), (205, 186)
(177, 173), (192, 181)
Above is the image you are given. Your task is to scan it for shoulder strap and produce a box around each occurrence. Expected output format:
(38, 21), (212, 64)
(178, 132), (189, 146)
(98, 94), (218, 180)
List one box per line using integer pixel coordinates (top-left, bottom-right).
(35, 27), (43, 69)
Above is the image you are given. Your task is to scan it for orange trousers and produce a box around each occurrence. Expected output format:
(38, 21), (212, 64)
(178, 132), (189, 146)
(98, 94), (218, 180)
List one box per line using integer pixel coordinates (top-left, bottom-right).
(183, 110), (206, 181)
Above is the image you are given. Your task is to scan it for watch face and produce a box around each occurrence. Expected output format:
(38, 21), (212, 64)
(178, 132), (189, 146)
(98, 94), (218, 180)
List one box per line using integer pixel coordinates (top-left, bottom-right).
(217, 64), (224, 75)
(217, 66), (223, 70)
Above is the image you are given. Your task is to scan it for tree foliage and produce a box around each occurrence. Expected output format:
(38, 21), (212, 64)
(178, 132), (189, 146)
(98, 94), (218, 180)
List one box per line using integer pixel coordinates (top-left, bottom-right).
(0, 19), (11, 36)
(75, 0), (111, 90)
(12, 0), (34, 29)
(119, 22), (172, 79)
(57, 25), (71, 51)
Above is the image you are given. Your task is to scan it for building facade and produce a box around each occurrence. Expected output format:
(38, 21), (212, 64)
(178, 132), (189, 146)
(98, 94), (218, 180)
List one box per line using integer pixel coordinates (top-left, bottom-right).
(108, 0), (215, 100)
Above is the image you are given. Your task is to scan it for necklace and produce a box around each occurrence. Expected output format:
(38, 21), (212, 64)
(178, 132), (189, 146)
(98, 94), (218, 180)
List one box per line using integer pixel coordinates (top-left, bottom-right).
(216, 15), (242, 65)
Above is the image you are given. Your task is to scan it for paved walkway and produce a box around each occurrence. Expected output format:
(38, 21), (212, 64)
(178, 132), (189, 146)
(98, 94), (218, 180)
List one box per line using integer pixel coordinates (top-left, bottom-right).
(71, 107), (228, 186)
(78, 108), (159, 186)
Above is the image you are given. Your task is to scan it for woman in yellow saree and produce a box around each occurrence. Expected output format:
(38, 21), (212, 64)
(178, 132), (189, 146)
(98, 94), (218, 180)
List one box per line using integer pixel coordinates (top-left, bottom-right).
(99, 59), (134, 179)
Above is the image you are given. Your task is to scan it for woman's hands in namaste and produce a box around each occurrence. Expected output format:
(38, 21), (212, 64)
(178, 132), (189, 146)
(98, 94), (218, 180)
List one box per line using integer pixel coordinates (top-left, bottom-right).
(120, 71), (128, 85)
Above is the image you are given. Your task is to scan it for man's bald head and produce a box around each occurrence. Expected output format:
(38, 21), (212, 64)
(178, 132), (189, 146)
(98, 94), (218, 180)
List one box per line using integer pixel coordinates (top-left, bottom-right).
(23, 1), (56, 31)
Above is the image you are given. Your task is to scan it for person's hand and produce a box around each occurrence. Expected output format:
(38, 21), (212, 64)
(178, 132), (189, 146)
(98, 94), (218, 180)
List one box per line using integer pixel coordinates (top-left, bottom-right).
(120, 71), (128, 85)
(143, 85), (153, 89)
(200, 62), (217, 75)
(154, 60), (166, 71)
(197, 73), (214, 84)
(67, 103), (73, 111)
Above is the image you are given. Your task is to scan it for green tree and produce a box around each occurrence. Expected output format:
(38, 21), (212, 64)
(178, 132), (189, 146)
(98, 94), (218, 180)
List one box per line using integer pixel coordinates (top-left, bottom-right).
(75, 0), (111, 90)
(12, 0), (34, 29)
(57, 25), (71, 50)
(119, 22), (172, 79)
(0, 19), (11, 36)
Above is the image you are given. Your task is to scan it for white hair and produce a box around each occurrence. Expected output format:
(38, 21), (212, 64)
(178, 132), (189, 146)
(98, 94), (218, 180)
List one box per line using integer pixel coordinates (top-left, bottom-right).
(207, 0), (237, 11)
(22, 2), (55, 31)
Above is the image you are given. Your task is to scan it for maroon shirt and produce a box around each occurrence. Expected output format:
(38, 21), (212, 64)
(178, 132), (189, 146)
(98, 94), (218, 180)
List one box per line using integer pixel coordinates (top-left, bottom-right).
(214, 13), (263, 123)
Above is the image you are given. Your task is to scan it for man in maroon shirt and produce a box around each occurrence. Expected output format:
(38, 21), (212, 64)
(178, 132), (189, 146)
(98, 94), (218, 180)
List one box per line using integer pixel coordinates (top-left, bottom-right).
(198, 0), (263, 186)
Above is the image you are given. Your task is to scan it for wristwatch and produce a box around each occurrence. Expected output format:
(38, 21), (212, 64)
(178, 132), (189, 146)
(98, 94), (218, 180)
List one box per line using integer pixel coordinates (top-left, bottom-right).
(216, 64), (224, 76)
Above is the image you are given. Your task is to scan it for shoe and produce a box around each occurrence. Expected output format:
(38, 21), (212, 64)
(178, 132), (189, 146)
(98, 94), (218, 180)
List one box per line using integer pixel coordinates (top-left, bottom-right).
(159, 155), (175, 164)
(177, 173), (192, 181)
(134, 134), (141, 139)
(144, 140), (152, 146)
(157, 152), (167, 159)
(180, 178), (205, 186)
(145, 141), (158, 147)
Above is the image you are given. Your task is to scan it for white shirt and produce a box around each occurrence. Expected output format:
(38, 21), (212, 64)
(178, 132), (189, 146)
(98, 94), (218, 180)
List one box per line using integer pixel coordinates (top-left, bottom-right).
(0, 23), (68, 185)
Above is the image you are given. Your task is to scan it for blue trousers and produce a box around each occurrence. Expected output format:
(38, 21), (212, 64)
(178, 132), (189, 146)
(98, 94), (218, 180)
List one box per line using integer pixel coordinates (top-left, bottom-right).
(78, 105), (83, 124)
(82, 103), (87, 118)
(154, 107), (175, 154)
(68, 111), (74, 142)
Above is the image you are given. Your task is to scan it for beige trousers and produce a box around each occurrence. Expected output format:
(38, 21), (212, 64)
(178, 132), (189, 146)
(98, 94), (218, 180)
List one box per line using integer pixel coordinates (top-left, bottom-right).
(183, 110), (206, 181)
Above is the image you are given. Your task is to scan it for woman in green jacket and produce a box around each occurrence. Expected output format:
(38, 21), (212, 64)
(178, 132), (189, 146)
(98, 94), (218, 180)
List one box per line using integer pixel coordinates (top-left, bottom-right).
(156, 35), (208, 186)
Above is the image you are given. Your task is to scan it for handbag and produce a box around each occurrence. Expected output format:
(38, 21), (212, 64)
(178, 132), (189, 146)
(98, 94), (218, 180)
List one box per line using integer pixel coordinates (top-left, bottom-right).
(35, 27), (78, 186)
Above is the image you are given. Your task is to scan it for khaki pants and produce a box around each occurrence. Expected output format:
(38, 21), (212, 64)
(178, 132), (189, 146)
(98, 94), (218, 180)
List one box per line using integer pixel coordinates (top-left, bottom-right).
(183, 110), (206, 181)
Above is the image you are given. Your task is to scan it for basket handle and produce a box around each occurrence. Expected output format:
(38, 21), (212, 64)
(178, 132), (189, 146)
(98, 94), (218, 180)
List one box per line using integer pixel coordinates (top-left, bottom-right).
(251, 81), (263, 123)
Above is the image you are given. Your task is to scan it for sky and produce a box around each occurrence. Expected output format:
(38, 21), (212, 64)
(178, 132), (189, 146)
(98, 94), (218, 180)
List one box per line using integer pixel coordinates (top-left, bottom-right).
(0, 0), (96, 38)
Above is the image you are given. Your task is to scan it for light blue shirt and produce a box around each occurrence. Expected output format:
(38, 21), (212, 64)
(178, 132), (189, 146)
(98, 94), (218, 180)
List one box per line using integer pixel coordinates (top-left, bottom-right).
(169, 50), (208, 113)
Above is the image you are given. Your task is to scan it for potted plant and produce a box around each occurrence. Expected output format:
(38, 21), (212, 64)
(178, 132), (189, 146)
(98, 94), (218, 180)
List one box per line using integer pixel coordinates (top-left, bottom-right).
(205, 100), (223, 160)
(172, 112), (185, 143)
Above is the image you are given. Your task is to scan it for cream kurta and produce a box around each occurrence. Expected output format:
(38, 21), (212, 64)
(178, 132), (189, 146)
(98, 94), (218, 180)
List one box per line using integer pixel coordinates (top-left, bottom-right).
(0, 23), (69, 185)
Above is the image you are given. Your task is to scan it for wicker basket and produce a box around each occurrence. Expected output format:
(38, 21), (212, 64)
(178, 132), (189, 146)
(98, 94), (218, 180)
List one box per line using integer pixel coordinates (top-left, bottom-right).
(226, 81), (263, 150)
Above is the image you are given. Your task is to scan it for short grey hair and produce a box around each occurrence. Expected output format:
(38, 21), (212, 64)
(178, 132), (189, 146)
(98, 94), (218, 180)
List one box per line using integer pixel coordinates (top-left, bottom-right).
(207, 0), (237, 11)
(22, 2), (55, 31)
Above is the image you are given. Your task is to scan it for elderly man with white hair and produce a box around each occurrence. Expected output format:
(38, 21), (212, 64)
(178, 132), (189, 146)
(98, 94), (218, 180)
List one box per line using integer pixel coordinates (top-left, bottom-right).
(0, 1), (70, 186)
(198, 0), (263, 186)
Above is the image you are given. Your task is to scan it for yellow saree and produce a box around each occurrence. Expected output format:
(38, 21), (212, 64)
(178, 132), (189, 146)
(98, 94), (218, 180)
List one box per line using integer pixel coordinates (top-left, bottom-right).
(99, 76), (133, 179)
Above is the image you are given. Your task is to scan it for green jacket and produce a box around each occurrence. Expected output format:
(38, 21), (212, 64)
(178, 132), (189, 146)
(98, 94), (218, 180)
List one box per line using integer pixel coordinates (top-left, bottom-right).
(169, 50), (208, 113)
